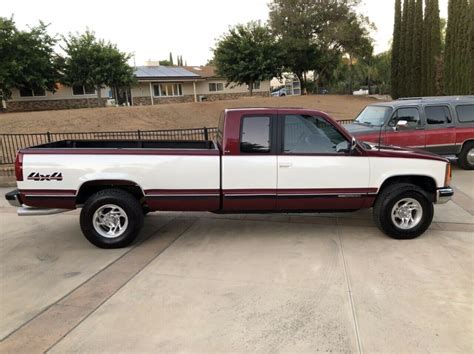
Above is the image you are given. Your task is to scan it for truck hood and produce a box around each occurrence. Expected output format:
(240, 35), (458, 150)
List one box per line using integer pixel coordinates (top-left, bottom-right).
(360, 141), (449, 162)
(345, 123), (382, 135)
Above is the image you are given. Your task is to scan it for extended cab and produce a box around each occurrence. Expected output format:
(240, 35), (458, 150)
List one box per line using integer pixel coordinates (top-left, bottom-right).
(345, 96), (474, 169)
(5, 108), (453, 248)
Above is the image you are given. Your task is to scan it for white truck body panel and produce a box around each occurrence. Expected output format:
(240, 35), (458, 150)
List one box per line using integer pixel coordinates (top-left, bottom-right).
(18, 154), (220, 193)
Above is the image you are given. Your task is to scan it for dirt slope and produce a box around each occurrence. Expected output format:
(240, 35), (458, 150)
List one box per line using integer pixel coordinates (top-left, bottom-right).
(0, 95), (381, 134)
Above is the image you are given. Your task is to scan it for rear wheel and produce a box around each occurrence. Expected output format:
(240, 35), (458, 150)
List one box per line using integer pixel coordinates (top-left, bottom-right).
(373, 183), (433, 239)
(458, 142), (474, 170)
(80, 189), (144, 248)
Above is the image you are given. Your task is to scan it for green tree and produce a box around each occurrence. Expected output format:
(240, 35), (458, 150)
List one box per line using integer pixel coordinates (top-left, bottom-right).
(470, 0), (474, 94)
(159, 59), (172, 66)
(169, 52), (174, 66)
(457, 0), (471, 93)
(0, 17), (61, 99)
(268, 0), (373, 91)
(399, 0), (409, 97)
(422, 0), (442, 95)
(391, 0), (403, 99)
(213, 21), (282, 96)
(404, 0), (415, 96)
(444, 0), (456, 94)
(411, 0), (423, 96)
(62, 31), (134, 106)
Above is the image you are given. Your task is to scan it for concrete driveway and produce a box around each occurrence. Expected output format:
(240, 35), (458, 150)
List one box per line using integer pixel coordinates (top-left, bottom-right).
(0, 168), (472, 353)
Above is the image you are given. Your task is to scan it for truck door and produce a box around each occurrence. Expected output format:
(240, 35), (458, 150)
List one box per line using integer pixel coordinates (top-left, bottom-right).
(423, 105), (457, 154)
(276, 113), (370, 211)
(383, 107), (425, 148)
(222, 114), (277, 211)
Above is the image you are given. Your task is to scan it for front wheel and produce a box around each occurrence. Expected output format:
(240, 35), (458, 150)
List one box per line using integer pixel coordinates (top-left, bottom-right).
(80, 189), (144, 248)
(458, 142), (474, 170)
(373, 183), (434, 239)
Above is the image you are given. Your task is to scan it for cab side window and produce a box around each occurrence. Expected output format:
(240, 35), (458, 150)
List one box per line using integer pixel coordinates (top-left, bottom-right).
(425, 106), (452, 125)
(283, 115), (348, 154)
(389, 107), (421, 129)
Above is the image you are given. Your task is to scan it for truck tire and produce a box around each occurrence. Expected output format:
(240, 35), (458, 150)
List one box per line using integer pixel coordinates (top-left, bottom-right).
(458, 142), (474, 170)
(373, 183), (434, 239)
(80, 189), (144, 248)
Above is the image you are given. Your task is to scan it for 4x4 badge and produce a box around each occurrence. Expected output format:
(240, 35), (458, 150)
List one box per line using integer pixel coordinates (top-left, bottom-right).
(27, 172), (63, 181)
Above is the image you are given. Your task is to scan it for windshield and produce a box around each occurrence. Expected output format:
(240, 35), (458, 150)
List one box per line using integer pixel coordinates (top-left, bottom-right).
(355, 106), (392, 127)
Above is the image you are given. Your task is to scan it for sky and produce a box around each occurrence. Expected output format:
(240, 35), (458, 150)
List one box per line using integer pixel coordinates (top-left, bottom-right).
(3, 0), (448, 66)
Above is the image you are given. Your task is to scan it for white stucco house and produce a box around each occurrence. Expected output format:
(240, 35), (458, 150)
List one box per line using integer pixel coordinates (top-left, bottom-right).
(4, 65), (271, 112)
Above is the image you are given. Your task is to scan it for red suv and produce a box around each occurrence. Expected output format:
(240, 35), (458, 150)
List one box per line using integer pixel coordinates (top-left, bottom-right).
(345, 96), (474, 169)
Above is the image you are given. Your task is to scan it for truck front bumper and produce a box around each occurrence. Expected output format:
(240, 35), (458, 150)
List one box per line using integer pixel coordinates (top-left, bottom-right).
(436, 187), (454, 204)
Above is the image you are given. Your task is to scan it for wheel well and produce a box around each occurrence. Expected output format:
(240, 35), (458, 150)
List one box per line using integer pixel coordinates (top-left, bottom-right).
(461, 140), (474, 150)
(378, 176), (437, 201)
(76, 180), (145, 205)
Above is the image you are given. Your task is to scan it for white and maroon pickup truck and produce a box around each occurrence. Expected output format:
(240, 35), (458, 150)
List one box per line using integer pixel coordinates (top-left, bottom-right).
(5, 108), (454, 248)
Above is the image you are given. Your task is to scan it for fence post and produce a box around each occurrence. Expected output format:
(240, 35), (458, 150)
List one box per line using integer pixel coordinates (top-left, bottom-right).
(137, 130), (142, 140)
(204, 127), (209, 141)
(47, 132), (51, 142)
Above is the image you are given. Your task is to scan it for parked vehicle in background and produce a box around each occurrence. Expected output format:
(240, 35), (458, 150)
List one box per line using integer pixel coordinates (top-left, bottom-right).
(345, 96), (474, 169)
(271, 87), (287, 97)
(5, 108), (453, 248)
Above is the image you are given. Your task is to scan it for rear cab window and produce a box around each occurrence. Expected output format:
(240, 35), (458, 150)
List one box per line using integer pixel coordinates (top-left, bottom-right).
(456, 104), (474, 123)
(240, 116), (271, 153)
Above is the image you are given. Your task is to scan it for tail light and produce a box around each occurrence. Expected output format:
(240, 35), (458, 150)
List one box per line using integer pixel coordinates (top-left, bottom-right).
(15, 152), (23, 181)
(444, 163), (451, 186)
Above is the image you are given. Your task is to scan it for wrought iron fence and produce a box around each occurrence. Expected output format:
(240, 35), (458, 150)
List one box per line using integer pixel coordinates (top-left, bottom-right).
(0, 120), (353, 165)
(0, 127), (218, 165)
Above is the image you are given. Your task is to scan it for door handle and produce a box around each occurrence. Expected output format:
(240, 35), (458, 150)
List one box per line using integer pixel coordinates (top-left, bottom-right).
(279, 163), (293, 168)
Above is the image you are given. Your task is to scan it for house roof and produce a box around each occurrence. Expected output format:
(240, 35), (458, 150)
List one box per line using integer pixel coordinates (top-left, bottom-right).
(183, 66), (219, 78)
(134, 66), (201, 80)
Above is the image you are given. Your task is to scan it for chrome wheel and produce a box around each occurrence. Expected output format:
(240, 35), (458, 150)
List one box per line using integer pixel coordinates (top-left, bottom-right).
(93, 204), (128, 238)
(391, 198), (423, 230)
(467, 148), (474, 165)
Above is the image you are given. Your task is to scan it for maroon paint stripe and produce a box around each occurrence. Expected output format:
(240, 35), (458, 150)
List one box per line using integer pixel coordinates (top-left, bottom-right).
(145, 189), (219, 195)
(223, 188), (377, 195)
(277, 188), (377, 194)
(21, 149), (219, 156)
(21, 196), (76, 209)
(19, 189), (76, 196)
(224, 189), (276, 195)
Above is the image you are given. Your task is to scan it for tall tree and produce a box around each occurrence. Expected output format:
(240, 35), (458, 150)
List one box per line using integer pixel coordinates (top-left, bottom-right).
(470, 0), (474, 94)
(391, 0), (403, 99)
(457, 0), (471, 93)
(0, 17), (61, 99)
(213, 21), (282, 96)
(62, 31), (135, 106)
(444, 0), (456, 94)
(399, 0), (409, 97)
(423, 0), (442, 95)
(404, 0), (415, 96)
(169, 52), (174, 66)
(411, 0), (423, 95)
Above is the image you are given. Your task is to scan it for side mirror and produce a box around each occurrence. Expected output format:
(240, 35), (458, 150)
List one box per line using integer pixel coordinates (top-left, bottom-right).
(395, 120), (408, 131)
(351, 137), (357, 151)
(337, 138), (357, 154)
